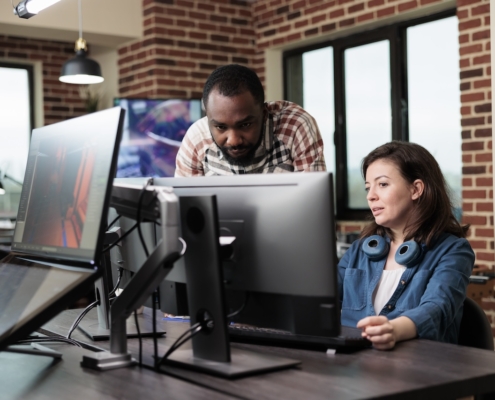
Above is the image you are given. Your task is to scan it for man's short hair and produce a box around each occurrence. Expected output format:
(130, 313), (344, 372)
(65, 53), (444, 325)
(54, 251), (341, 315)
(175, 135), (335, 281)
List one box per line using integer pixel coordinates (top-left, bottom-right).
(202, 64), (265, 109)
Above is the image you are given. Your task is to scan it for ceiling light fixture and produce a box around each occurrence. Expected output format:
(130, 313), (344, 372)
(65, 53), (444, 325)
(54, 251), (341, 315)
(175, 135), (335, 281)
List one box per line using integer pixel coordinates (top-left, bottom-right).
(13, 0), (61, 19)
(59, 0), (104, 85)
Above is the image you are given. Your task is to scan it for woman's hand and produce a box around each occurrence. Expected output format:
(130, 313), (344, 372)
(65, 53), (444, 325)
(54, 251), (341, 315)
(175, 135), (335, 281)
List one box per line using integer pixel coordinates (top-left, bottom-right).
(357, 315), (417, 350)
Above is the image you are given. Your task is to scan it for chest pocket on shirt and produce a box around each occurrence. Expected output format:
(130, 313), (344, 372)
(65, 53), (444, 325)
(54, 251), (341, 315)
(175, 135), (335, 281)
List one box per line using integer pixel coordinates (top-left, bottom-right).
(395, 269), (432, 312)
(342, 268), (367, 311)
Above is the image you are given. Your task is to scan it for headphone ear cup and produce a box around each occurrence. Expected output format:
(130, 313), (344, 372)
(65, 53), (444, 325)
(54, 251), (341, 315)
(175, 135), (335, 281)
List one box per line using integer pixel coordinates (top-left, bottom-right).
(362, 235), (389, 261)
(395, 241), (422, 267)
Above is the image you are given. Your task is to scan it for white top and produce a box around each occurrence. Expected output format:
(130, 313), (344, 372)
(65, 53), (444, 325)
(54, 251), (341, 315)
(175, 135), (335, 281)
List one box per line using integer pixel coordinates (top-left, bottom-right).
(373, 267), (406, 315)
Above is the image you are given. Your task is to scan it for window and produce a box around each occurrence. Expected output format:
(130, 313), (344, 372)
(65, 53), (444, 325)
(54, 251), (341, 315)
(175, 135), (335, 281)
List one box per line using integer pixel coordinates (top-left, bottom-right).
(0, 63), (34, 217)
(284, 10), (460, 220)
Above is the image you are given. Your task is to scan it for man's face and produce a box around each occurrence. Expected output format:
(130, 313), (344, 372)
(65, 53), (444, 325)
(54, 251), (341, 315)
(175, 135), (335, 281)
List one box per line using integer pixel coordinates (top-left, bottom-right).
(206, 89), (265, 165)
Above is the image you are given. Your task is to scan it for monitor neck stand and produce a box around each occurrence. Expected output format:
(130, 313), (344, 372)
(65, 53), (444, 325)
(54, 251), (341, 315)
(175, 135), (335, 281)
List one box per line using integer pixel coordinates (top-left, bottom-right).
(161, 195), (300, 379)
(76, 229), (165, 341)
(81, 186), (181, 370)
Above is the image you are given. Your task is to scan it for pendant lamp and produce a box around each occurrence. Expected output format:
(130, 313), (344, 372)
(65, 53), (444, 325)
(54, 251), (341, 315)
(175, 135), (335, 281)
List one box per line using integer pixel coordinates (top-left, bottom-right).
(59, 0), (104, 85)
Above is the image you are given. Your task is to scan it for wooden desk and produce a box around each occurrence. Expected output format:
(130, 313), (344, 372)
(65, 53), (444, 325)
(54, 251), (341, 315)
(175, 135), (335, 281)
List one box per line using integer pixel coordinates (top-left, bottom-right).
(43, 309), (495, 400)
(0, 342), (233, 400)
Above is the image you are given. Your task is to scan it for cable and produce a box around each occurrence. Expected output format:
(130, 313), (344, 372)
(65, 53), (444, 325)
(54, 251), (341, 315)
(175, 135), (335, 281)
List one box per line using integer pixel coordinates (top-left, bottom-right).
(101, 222), (138, 254)
(16, 336), (82, 348)
(108, 267), (123, 298)
(66, 268), (123, 340)
(106, 214), (121, 231)
(227, 292), (250, 319)
(134, 310), (142, 366)
(67, 300), (98, 339)
(157, 322), (203, 367)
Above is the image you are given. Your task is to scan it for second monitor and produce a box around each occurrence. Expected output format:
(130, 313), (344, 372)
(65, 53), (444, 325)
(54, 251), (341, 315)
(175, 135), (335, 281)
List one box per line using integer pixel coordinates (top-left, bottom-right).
(155, 172), (340, 339)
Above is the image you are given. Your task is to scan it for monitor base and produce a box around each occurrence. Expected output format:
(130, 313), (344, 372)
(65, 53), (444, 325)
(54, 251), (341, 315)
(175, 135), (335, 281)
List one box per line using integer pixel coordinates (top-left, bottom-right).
(81, 351), (137, 371)
(162, 347), (301, 379)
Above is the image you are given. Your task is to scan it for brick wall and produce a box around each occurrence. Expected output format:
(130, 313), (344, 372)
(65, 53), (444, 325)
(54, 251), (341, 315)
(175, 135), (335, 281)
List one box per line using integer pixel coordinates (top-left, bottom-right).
(457, 0), (493, 270)
(117, 0), (256, 99)
(0, 35), (86, 125)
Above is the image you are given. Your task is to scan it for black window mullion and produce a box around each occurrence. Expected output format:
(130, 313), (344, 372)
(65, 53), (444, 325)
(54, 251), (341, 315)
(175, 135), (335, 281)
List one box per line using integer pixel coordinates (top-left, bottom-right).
(390, 26), (408, 142)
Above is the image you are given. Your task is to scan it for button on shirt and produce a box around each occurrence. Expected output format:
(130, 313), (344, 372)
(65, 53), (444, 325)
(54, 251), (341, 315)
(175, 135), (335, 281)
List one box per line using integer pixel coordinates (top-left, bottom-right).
(175, 101), (326, 176)
(338, 233), (475, 344)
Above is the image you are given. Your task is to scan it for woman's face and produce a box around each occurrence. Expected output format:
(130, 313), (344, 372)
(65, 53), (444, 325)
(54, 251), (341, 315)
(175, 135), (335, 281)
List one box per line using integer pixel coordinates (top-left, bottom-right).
(365, 159), (423, 235)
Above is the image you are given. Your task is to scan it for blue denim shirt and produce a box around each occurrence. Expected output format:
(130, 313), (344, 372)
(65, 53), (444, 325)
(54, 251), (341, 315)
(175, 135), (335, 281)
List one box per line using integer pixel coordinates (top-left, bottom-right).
(338, 233), (475, 344)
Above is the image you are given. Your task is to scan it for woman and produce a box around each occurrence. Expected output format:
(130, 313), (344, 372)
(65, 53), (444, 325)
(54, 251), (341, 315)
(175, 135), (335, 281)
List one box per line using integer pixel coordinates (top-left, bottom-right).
(338, 141), (474, 350)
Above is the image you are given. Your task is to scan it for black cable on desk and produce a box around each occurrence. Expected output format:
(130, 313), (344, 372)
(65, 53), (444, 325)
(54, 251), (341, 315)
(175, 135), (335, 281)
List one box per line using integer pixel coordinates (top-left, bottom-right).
(157, 322), (203, 368)
(16, 336), (83, 347)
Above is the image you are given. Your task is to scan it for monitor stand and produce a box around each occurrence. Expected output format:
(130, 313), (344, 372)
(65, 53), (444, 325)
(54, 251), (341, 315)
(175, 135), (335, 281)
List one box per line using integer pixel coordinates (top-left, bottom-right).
(77, 231), (166, 341)
(161, 195), (300, 378)
(43, 231), (165, 341)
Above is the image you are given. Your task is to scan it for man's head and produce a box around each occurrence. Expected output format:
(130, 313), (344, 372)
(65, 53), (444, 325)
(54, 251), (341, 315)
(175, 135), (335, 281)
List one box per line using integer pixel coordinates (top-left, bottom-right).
(202, 64), (266, 165)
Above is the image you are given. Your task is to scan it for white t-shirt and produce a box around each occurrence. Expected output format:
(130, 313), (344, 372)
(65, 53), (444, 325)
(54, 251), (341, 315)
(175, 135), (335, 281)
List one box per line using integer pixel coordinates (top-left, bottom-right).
(373, 267), (406, 315)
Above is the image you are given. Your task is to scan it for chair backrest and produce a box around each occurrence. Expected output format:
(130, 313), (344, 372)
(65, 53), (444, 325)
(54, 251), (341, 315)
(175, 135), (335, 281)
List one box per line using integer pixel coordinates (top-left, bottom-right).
(458, 297), (494, 351)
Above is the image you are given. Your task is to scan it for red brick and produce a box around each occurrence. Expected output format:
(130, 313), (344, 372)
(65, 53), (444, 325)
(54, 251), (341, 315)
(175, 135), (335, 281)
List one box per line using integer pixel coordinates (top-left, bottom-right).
(461, 93), (485, 103)
(357, 12), (374, 22)
(459, 43), (483, 56)
(476, 229), (494, 238)
(459, 18), (482, 31)
(463, 190), (487, 199)
(473, 30), (490, 41)
(477, 202), (495, 212)
(462, 141), (485, 151)
(377, 6), (395, 17)
(476, 153), (494, 162)
(472, 4), (490, 16)
(474, 55), (491, 65)
(398, 0), (417, 12)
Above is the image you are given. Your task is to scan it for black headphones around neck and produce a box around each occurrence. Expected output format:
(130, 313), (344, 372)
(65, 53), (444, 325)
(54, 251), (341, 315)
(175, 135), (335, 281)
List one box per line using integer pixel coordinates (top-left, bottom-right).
(361, 235), (423, 268)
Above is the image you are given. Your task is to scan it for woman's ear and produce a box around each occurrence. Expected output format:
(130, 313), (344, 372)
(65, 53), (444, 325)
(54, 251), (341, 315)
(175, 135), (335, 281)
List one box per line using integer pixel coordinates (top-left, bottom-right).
(411, 179), (424, 200)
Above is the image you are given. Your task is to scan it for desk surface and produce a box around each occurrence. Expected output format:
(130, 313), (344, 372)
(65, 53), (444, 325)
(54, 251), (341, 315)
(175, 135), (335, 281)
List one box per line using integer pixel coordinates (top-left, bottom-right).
(41, 308), (495, 400)
(0, 342), (233, 400)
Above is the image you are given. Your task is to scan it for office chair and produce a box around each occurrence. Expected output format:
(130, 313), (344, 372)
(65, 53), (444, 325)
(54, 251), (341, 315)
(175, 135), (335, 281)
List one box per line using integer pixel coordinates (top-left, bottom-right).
(458, 297), (494, 351)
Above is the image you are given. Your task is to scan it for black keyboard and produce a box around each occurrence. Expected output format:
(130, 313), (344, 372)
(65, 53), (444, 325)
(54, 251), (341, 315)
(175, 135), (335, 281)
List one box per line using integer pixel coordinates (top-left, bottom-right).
(228, 324), (371, 352)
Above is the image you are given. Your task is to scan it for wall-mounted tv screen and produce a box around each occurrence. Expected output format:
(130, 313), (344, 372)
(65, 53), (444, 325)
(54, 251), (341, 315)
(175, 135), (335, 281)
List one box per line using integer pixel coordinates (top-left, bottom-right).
(114, 98), (202, 177)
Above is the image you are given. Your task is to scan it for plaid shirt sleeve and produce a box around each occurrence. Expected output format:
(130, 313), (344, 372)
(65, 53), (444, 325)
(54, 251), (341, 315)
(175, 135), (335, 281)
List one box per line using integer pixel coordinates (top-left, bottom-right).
(175, 118), (209, 177)
(275, 102), (326, 172)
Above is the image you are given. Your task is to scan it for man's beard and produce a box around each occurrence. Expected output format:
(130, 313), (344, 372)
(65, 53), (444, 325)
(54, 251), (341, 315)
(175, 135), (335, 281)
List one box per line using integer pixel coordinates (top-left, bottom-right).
(213, 132), (263, 167)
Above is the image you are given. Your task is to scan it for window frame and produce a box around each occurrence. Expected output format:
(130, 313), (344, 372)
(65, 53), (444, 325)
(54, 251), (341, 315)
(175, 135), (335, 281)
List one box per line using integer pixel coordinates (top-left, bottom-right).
(283, 8), (457, 220)
(0, 62), (35, 134)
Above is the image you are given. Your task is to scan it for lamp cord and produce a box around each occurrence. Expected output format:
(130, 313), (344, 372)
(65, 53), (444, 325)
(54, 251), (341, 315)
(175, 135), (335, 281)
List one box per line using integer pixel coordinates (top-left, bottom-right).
(78, 0), (83, 39)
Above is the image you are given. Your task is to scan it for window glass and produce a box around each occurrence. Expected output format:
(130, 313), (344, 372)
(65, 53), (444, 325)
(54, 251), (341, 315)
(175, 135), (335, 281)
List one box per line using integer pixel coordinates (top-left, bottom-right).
(407, 17), (462, 216)
(0, 66), (31, 216)
(345, 41), (391, 208)
(302, 47), (335, 173)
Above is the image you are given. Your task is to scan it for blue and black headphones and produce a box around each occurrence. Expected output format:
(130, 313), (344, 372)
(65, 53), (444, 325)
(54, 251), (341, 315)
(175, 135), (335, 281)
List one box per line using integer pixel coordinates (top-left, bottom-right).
(361, 235), (424, 268)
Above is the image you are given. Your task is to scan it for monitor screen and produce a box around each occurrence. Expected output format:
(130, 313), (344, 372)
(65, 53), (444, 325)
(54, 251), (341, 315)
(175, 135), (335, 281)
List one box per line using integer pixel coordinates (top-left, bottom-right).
(11, 107), (125, 264)
(154, 172), (340, 336)
(114, 98), (202, 178)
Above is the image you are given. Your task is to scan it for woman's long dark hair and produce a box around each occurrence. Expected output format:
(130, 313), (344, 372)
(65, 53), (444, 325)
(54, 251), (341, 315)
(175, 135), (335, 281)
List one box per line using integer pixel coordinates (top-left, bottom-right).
(360, 141), (468, 246)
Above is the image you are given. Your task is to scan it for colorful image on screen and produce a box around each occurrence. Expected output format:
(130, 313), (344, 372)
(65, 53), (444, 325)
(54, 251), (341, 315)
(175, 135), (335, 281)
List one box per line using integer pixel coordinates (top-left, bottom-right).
(22, 137), (97, 249)
(115, 98), (202, 177)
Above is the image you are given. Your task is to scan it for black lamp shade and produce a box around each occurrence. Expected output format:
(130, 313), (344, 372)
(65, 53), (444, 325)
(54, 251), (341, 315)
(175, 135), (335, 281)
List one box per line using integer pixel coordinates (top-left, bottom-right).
(59, 49), (104, 84)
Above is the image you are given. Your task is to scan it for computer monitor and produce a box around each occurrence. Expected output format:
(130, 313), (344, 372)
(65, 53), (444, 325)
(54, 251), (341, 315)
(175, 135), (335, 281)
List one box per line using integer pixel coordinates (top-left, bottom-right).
(0, 107), (125, 351)
(154, 172), (340, 337)
(114, 98), (202, 178)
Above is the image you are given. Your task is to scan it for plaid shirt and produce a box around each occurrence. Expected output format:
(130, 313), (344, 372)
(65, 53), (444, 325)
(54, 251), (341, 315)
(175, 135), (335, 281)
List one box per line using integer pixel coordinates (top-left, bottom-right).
(175, 101), (326, 176)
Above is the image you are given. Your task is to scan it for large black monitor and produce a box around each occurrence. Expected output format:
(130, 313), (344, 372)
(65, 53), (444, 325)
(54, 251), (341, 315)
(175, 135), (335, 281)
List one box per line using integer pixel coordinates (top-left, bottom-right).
(0, 107), (125, 351)
(114, 98), (202, 178)
(155, 172), (340, 338)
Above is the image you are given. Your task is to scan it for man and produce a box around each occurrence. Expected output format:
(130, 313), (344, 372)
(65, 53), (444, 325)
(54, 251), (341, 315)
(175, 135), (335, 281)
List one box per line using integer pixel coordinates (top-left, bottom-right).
(175, 64), (326, 176)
